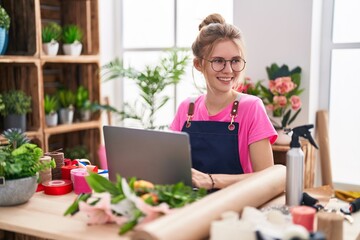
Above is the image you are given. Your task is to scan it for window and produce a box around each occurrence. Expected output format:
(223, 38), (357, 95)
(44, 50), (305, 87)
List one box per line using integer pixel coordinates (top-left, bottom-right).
(323, 0), (360, 186)
(120, 0), (233, 128)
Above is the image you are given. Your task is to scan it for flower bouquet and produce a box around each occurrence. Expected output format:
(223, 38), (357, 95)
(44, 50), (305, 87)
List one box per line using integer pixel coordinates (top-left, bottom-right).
(259, 63), (303, 129)
(64, 172), (206, 235)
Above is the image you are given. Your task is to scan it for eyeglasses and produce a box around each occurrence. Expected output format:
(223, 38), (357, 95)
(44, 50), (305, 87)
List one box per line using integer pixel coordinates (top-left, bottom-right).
(202, 57), (246, 72)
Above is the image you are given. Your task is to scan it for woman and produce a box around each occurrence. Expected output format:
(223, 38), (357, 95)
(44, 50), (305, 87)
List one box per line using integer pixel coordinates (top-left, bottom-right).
(170, 13), (277, 190)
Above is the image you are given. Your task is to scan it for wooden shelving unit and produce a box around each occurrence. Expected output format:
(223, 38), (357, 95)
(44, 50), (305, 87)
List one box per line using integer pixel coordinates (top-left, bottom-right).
(0, 0), (102, 165)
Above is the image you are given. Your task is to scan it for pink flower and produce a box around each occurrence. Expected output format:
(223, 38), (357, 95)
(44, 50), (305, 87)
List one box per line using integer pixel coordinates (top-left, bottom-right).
(290, 95), (302, 110)
(79, 193), (128, 225)
(270, 77), (296, 95)
(273, 96), (287, 107)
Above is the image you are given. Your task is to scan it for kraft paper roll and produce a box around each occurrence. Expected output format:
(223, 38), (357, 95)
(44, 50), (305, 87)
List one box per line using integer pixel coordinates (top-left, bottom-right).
(316, 212), (343, 240)
(132, 164), (286, 240)
(39, 156), (52, 183)
(45, 151), (64, 180)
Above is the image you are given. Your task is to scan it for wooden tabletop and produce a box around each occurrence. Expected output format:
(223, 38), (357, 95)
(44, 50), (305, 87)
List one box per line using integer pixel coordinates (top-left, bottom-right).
(1, 188), (359, 240)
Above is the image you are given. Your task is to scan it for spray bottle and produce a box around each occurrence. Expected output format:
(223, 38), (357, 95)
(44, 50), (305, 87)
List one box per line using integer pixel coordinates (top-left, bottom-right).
(286, 124), (318, 206)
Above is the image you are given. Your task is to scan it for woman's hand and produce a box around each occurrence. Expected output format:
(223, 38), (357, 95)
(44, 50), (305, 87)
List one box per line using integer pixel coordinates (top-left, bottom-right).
(191, 168), (213, 190)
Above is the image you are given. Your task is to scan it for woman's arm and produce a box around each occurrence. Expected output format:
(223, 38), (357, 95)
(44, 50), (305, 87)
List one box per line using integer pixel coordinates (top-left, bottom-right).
(191, 138), (274, 190)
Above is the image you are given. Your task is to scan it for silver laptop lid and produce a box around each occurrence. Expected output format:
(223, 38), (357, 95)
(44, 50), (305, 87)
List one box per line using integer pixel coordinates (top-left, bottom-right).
(103, 126), (192, 186)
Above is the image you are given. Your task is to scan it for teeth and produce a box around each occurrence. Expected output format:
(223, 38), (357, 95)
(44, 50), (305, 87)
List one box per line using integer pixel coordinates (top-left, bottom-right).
(218, 77), (232, 82)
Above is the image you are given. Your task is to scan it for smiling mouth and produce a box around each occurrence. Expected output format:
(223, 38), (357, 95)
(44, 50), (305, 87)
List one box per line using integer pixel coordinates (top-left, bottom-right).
(218, 77), (233, 82)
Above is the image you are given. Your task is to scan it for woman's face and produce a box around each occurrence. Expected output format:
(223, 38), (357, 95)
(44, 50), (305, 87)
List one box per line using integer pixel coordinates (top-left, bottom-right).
(199, 40), (242, 94)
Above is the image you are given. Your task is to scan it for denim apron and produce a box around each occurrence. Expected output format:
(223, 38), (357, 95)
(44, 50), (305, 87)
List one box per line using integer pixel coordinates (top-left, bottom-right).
(181, 94), (244, 174)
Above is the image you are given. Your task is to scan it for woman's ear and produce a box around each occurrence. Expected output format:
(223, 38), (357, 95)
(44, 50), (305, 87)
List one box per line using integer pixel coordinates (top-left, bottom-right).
(193, 58), (203, 72)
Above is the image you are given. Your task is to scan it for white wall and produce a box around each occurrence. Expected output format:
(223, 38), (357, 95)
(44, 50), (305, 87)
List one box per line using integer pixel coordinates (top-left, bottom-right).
(234, 0), (321, 128)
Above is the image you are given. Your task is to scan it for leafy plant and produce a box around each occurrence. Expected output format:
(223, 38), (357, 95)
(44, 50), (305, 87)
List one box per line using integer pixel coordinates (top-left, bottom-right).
(0, 5), (10, 31)
(75, 86), (118, 113)
(0, 90), (32, 117)
(42, 22), (62, 43)
(57, 89), (76, 109)
(44, 94), (59, 115)
(64, 172), (206, 235)
(0, 129), (55, 180)
(102, 49), (190, 129)
(64, 145), (90, 160)
(62, 24), (83, 44)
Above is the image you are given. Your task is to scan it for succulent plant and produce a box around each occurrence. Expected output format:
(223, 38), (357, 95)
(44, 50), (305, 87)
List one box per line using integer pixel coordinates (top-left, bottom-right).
(42, 22), (62, 43)
(44, 94), (59, 114)
(62, 24), (83, 44)
(2, 128), (30, 150)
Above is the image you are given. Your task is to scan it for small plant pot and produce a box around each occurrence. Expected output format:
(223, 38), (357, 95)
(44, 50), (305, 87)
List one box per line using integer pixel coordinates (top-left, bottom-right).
(59, 107), (74, 124)
(42, 41), (59, 56)
(4, 114), (26, 132)
(62, 42), (82, 56)
(45, 112), (58, 127)
(80, 109), (91, 121)
(0, 175), (37, 206)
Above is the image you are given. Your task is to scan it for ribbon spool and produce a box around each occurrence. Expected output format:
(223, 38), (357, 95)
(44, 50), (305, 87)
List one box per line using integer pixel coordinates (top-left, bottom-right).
(70, 168), (92, 195)
(45, 151), (65, 180)
(42, 179), (73, 195)
(39, 156), (52, 183)
(291, 206), (316, 232)
(61, 165), (79, 180)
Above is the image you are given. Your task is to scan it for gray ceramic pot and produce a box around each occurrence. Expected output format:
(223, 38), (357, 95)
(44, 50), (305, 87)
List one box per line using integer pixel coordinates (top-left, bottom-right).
(0, 175), (37, 206)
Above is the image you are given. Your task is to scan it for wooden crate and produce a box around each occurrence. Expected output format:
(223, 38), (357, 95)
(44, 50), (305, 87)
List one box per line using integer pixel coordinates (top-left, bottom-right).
(46, 128), (101, 166)
(0, 63), (42, 132)
(1, 0), (38, 56)
(40, 0), (99, 55)
(42, 62), (101, 121)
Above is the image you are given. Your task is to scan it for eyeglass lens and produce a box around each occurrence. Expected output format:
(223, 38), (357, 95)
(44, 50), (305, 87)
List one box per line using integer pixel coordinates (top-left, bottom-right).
(210, 58), (246, 72)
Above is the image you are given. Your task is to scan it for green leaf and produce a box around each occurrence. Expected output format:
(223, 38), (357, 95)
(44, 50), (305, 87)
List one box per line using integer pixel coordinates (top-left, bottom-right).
(85, 171), (121, 196)
(64, 193), (91, 216)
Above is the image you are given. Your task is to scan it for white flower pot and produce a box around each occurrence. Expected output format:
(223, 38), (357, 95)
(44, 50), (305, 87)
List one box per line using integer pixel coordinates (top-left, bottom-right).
(42, 41), (59, 56)
(62, 42), (83, 56)
(59, 107), (75, 124)
(275, 129), (292, 145)
(45, 112), (58, 127)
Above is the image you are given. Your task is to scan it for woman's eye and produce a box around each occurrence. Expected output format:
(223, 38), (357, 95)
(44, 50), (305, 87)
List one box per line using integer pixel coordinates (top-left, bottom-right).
(231, 59), (241, 63)
(213, 58), (225, 63)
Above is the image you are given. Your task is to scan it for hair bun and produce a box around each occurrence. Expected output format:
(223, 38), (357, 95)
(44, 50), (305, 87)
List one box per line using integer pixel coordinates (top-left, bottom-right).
(198, 13), (226, 31)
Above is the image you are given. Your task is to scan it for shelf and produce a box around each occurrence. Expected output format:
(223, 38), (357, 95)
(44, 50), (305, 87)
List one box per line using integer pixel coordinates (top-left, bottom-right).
(0, 56), (39, 64)
(44, 121), (101, 135)
(40, 55), (100, 64)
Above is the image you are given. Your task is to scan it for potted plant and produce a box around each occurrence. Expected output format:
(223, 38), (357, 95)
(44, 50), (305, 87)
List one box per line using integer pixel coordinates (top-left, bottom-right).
(42, 22), (62, 56)
(62, 24), (83, 56)
(0, 128), (55, 206)
(75, 86), (118, 121)
(0, 5), (10, 55)
(0, 90), (32, 132)
(101, 49), (190, 129)
(44, 94), (59, 127)
(57, 88), (76, 124)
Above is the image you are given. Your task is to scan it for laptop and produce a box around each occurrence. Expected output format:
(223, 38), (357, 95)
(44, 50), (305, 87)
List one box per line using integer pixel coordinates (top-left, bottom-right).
(103, 126), (193, 186)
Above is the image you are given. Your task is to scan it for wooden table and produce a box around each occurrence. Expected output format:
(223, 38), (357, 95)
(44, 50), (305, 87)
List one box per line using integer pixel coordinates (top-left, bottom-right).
(272, 139), (317, 188)
(1, 189), (359, 240)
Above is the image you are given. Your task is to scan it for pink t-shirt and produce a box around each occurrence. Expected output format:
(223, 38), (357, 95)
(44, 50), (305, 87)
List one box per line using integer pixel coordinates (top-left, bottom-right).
(170, 94), (277, 173)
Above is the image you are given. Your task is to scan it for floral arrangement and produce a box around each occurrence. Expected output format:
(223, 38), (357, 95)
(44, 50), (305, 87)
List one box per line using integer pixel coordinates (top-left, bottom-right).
(237, 63), (303, 129)
(64, 172), (206, 235)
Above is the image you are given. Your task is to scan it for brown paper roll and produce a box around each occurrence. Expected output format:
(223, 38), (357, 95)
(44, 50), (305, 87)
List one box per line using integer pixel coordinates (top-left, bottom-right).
(316, 212), (343, 240)
(132, 164), (286, 240)
(45, 152), (64, 180)
(39, 156), (52, 183)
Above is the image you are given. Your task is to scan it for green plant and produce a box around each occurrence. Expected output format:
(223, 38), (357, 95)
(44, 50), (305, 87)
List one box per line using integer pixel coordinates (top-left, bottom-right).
(0, 90), (32, 117)
(62, 24), (83, 44)
(64, 145), (90, 160)
(102, 49), (190, 129)
(44, 94), (59, 115)
(57, 89), (76, 109)
(0, 5), (10, 31)
(42, 22), (62, 43)
(0, 129), (55, 180)
(75, 86), (118, 112)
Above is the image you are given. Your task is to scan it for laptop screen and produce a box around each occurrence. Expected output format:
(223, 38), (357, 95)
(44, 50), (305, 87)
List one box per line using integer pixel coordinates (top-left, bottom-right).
(103, 126), (193, 186)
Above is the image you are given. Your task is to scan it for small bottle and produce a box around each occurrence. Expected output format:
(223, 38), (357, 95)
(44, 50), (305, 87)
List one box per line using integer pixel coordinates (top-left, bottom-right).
(286, 124), (318, 206)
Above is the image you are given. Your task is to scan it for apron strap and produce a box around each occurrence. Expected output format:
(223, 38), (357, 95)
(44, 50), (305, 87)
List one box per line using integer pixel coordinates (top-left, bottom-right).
(185, 94), (242, 130)
(228, 93), (242, 131)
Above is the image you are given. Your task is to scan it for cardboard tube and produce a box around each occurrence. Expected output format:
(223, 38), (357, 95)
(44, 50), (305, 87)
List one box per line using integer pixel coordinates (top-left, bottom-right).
(132, 165), (286, 240)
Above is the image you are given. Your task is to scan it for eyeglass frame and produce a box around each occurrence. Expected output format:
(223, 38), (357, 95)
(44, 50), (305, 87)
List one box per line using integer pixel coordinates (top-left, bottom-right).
(200, 57), (247, 72)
